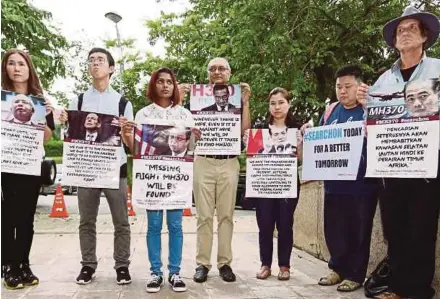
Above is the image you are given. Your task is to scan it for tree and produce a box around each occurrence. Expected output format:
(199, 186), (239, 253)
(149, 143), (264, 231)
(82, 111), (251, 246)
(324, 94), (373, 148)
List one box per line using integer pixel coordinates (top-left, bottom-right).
(1, 0), (68, 88)
(130, 0), (440, 123)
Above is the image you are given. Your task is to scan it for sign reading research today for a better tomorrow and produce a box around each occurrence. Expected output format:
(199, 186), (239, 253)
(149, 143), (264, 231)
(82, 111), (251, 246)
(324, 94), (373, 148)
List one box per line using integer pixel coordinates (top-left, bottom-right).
(302, 121), (365, 181)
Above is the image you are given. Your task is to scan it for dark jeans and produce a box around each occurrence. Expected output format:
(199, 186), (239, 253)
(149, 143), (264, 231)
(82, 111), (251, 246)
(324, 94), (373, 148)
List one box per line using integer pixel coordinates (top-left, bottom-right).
(381, 174), (440, 299)
(256, 198), (299, 268)
(1, 173), (41, 268)
(324, 193), (378, 283)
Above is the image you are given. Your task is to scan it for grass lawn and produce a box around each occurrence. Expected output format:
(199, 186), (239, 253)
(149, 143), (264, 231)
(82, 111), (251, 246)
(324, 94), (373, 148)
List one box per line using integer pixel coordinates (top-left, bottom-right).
(48, 156), (62, 164)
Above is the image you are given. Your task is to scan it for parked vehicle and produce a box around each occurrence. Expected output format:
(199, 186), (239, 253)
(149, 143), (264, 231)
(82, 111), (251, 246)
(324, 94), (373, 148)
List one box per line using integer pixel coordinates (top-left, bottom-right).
(40, 164), (77, 195)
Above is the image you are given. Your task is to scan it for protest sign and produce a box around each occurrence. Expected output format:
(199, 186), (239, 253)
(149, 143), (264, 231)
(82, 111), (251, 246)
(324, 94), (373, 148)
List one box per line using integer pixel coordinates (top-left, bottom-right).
(301, 121), (365, 180)
(190, 84), (241, 155)
(132, 122), (194, 210)
(1, 90), (46, 175)
(62, 111), (122, 188)
(366, 78), (440, 178)
(245, 128), (298, 198)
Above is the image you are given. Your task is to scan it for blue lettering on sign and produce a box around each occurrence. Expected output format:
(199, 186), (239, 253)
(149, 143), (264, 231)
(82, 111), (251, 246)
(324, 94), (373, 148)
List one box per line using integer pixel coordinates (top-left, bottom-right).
(304, 128), (343, 141)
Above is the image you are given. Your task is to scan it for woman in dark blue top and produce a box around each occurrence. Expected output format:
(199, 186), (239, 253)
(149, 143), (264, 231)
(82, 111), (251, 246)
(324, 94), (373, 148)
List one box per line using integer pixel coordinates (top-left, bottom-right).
(251, 87), (302, 281)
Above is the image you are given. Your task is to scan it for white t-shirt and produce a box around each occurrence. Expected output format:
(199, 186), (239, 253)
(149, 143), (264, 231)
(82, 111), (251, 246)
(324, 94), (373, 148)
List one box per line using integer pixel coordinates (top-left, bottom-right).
(134, 103), (195, 127)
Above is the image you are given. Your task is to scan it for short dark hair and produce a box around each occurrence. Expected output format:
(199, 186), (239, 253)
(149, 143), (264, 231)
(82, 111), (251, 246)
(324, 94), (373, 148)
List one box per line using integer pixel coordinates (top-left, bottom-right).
(404, 78), (439, 100)
(213, 84), (229, 95)
(335, 64), (363, 82)
(268, 127), (288, 136)
(88, 47), (115, 67)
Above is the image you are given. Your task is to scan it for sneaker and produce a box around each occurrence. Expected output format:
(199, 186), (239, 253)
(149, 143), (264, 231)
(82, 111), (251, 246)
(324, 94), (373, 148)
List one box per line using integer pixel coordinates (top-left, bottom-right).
(168, 273), (187, 292)
(145, 274), (163, 293)
(116, 267), (132, 285)
(3, 265), (24, 290)
(20, 263), (39, 285)
(75, 266), (96, 285)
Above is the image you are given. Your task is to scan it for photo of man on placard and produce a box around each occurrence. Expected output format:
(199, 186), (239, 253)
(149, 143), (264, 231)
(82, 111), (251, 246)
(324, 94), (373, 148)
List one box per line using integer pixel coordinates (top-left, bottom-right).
(2, 93), (45, 127)
(65, 111), (121, 146)
(168, 127), (191, 157)
(135, 124), (194, 157)
(83, 113), (101, 142)
(201, 84), (236, 112)
(404, 78), (439, 117)
(260, 126), (296, 155)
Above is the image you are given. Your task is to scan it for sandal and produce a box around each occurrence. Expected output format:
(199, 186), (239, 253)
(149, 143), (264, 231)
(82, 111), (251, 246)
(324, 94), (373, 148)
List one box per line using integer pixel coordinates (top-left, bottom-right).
(374, 292), (402, 299)
(277, 266), (290, 281)
(337, 279), (362, 292)
(318, 271), (342, 286)
(256, 266), (271, 280)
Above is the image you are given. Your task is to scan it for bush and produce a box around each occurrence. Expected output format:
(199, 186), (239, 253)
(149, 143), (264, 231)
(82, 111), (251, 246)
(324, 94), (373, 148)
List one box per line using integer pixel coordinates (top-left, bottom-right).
(44, 140), (64, 157)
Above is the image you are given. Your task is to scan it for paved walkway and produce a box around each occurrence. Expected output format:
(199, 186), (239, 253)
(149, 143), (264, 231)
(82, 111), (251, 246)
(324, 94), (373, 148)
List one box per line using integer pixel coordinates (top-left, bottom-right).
(2, 195), (366, 299)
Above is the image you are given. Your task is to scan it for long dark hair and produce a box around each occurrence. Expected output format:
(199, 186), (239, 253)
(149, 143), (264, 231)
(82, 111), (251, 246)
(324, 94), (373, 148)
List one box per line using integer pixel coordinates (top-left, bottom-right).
(1, 48), (44, 96)
(267, 87), (300, 128)
(146, 67), (180, 107)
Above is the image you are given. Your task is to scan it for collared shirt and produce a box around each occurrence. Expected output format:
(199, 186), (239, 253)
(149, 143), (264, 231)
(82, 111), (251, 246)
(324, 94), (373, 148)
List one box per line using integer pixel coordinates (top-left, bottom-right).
(135, 103), (195, 127)
(217, 104), (228, 112)
(172, 151), (187, 157)
(86, 132), (98, 142)
(369, 54), (440, 150)
(68, 86), (134, 165)
(370, 54), (440, 87)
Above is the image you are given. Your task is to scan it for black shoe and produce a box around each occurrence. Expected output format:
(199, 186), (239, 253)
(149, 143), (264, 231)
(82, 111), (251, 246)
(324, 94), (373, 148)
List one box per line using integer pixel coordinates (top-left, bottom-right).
(20, 263), (39, 285)
(145, 274), (163, 293)
(116, 267), (131, 285)
(219, 265), (236, 282)
(168, 273), (187, 292)
(3, 265), (24, 290)
(76, 266), (95, 285)
(193, 265), (209, 283)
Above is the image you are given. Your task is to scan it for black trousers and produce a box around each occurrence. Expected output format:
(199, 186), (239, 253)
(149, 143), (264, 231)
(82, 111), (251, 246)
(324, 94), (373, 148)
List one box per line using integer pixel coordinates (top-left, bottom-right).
(381, 173), (440, 299)
(1, 173), (41, 268)
(324, 192), (378, 283)
(256, 197), (299, 268)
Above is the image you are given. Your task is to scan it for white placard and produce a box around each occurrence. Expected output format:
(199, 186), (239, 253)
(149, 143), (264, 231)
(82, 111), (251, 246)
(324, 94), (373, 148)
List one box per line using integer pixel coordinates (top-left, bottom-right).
(1, 122), (44, 176)
(245, 156), (297, 198)
(302, 121), (365, 180)
(132, 157), (193, 210)
(62, 142), (121, 188)
(366, 121), (439, 178)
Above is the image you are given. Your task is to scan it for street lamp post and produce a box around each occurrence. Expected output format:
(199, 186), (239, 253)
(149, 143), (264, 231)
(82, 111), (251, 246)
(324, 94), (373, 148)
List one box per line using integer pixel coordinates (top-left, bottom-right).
(104, 12), (124, 95)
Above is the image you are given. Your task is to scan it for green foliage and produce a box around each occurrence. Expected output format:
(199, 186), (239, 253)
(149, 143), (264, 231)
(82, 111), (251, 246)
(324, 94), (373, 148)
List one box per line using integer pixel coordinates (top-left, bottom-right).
(1, 0), (68, 89)
(119, 0), (439, 123)
(48, 156), (63, 164)
(44, 140), (63, 157)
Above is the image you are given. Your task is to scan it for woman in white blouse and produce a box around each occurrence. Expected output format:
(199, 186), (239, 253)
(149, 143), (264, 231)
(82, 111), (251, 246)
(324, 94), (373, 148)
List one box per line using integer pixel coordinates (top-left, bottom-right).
(121, 67), (200, 293)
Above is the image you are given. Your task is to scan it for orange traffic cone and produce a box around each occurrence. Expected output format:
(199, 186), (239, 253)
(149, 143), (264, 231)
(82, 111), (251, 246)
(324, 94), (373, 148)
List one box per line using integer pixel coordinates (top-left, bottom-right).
(127, 185), (136, 216)
(49, 184), (69, 218)
(183, 208), (192, 216)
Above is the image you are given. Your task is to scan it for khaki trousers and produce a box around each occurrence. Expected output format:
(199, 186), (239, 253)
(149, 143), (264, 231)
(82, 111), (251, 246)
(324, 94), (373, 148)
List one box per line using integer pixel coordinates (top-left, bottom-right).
(193, 156), (240, 269)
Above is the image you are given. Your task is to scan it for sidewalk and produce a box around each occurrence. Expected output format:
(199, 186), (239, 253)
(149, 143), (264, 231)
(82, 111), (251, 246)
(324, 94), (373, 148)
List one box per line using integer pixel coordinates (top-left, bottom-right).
(2, 197), (365, 299)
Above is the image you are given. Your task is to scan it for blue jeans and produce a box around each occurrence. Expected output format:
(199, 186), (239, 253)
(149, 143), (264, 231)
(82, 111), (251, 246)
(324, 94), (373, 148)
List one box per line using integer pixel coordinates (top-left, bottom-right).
(146, 210), (183, 276)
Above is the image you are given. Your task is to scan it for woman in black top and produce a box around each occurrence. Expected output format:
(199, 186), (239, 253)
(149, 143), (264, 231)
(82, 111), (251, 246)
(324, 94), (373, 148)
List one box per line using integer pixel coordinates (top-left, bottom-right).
(251, 87), (302, 281)
(1, 49), (55, 289)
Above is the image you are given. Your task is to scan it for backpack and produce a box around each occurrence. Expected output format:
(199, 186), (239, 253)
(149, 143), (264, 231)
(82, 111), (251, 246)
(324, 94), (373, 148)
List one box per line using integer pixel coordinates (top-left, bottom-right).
(321, 101), (339, 125)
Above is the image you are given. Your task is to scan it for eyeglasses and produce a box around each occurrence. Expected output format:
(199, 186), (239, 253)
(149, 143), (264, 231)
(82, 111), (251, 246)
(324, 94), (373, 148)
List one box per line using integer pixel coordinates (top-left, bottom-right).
(208, 66), (229, 73)
(214, 95), (229, 100)
(87, 57), (107, 65)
